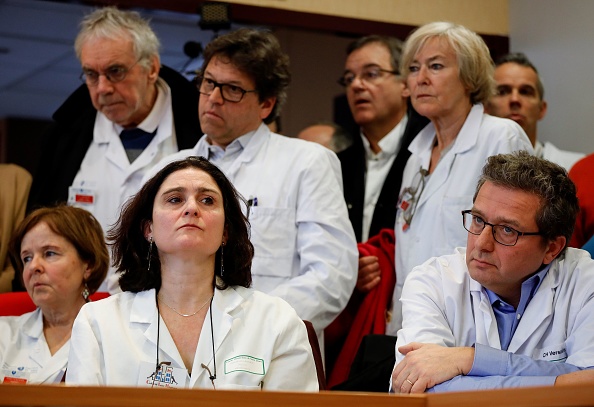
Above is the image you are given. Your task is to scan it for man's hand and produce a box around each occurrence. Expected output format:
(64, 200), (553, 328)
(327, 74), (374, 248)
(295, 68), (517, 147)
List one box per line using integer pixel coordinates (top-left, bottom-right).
(555, 370), (594, 386)
(356, 255), (381, 293)
(392, 343), (474, 394)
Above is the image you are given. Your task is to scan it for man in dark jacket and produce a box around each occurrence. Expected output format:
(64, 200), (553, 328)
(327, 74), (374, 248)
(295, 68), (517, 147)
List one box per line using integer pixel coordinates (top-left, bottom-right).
(337, 35), (428, 291)
(26, 7), (200, 292)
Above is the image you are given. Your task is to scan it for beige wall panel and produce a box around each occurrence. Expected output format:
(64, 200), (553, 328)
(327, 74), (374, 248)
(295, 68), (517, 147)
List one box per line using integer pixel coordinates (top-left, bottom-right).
(224, 0), (509, 35)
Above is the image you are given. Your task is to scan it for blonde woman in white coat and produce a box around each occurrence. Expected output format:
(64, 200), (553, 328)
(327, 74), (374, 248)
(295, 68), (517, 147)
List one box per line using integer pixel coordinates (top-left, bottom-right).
(67, 157), (318, 391)
(383, 22), (534, 333)
(1, 205), (108, 384)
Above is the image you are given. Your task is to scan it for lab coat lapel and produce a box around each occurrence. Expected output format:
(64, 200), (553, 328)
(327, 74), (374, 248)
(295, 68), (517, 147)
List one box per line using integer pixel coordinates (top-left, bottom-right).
(190, 288), (242, 387)
(94, 114), (130, 172)
(24, 310), (45, 368)
(414, 105), (483, 210)
(508, 265), (558, 353)
(35, 344), (69, 384)
(470, 279), (501, 349)
(22, 309), (67, 383)
(132, 290), (183, 366)
(224, 123), (269, 181)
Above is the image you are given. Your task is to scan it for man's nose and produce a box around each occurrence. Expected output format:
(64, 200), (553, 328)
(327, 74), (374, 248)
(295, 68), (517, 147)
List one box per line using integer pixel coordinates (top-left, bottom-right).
(95, 75), (114, 94)
(474, 225), (496, 250)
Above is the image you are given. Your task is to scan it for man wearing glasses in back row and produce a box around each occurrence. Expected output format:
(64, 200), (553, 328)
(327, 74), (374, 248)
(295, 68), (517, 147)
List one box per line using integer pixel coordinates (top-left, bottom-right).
(337, 35), (428, 248)
(391, 151), (594, 393)
(27, 7), (199, 292)
(147, 28), (357, 342)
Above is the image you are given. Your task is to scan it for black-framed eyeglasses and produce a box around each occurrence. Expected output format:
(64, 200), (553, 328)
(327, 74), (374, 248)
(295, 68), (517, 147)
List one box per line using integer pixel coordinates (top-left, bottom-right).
(461, 210), (543, 246)
(196, 76), (257, 103)
(398, 167), (429, 230)
(338, 66), (399, 87)
(80, 59), (141, 86)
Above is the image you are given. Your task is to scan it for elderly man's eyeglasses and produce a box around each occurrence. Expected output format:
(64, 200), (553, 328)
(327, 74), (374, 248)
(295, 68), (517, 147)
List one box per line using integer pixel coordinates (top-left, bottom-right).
(338, 66), (398, 87)
(461, 210), (542, 246)
(80, 59), (140, 86)
(196, 77), (257, 103)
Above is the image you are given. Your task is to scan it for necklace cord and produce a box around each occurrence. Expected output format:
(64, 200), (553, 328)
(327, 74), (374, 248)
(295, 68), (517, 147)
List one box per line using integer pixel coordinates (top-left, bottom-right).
(158, 294), (212, 317)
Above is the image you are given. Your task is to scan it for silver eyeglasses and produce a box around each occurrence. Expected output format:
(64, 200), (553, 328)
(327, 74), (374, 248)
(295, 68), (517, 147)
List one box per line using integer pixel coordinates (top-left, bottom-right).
(196, 76), (257, 103)
(338, 66), (398, 87)
(80, 59), (140, 86)
(461, 210), (542, 246)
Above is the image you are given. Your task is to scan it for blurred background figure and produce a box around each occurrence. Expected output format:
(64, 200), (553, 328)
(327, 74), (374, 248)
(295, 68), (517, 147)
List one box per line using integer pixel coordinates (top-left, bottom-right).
(67, 158), (318, 390)
(296, 122), (353, 153)
(1, 205), (108, 384)
(487, 52), (584, 170)
(568, 152), (594, 251)
(338, 35), (428, 245)
(0, 164), (32, 292)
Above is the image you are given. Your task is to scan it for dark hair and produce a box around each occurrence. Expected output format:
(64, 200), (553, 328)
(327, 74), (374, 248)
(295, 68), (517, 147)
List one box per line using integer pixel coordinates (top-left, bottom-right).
(9, 205), (109, 293)
(109, 157), (253, 292)
(199, 28), (290, 124)
(474, 151), (579, 255)
(346, 35), (404, 73)
(495, 52), (544, 99)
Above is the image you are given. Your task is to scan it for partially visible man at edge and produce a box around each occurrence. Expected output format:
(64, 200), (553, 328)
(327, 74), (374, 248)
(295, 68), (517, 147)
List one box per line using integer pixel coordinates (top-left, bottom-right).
(486, 52), (583, 170)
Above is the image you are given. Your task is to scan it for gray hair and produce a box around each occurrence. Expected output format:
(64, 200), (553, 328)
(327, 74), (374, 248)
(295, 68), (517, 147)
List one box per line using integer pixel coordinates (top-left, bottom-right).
(74, 6), (160, 70)
(474, 151), (578, 255)
(401, 21), (495, 105)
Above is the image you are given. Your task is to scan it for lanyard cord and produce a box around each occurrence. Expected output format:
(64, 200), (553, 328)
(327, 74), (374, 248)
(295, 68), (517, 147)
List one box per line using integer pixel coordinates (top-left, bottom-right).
(208, 296), (216, 380)
(155, 290), (217, 385)
(155, 290), (160, 372)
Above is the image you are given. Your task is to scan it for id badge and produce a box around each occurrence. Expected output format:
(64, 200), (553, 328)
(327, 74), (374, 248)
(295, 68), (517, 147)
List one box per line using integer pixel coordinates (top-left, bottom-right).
(2, 366), (31, 384)
(138, 361), (188, 388)
(68, 186), (96, 208)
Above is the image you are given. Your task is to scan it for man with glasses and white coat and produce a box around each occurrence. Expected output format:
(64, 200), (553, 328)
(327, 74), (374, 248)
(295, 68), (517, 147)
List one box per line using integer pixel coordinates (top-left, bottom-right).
(147, 28), (358, 341)
(27, 7), (200, 292)
(392, 151), (594, 393)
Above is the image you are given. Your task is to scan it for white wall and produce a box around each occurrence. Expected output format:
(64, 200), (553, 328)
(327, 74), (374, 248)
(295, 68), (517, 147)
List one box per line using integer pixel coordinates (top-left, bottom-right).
(509, 0), (594, 154)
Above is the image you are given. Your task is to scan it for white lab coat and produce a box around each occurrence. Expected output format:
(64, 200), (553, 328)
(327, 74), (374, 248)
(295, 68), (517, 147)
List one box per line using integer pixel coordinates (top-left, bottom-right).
(396, 248), (594, 371)
(147, 123), (358, 334)
(69, 80), (178, 293)
(388, 104), (533, 334)
(536, 140), (585, 171)
(66, 286), (318, 391)
(0, 309), (68, 384)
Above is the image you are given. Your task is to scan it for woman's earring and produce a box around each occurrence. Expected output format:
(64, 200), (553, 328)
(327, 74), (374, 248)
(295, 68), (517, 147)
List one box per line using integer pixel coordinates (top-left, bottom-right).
(220, 243), (225, 277)
(147, 236), (154, 271)
(82, 283), (90, 302)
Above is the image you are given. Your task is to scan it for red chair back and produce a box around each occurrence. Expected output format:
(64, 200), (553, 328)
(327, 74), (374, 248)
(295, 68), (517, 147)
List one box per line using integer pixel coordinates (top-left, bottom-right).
(0, 291), (110, 316)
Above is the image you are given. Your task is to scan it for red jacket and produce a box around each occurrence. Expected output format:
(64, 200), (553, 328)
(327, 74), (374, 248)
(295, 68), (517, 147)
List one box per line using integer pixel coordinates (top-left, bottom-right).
(325, 228), (396, 388)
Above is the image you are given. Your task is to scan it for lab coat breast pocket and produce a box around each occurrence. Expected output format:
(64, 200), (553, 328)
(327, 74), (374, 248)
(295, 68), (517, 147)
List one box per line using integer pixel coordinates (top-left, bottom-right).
(438, 195), (473, 253)
(248, 206), (296, 278)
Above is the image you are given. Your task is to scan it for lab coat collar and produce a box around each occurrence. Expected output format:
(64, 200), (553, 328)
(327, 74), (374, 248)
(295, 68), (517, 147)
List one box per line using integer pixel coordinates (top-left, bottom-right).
(131, 290), (185, 368)
(466, 251), (560, 352)
(22, 308), (69, 383)
(195, 123), (270, 180)
(507, 261), (558, 352)
(410, 104), (484, 210)
(190, 286), (249, 387)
